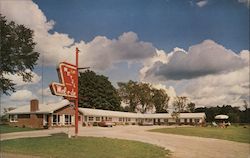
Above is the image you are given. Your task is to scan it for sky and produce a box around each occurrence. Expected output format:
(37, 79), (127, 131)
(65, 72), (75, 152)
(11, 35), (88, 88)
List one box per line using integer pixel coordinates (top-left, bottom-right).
(0, 0), (249, 111)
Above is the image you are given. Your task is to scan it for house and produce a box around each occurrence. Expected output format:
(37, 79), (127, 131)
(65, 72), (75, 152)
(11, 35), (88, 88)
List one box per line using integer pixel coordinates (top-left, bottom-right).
(8, 99), (206, 128)
(8, 99), (77, 128)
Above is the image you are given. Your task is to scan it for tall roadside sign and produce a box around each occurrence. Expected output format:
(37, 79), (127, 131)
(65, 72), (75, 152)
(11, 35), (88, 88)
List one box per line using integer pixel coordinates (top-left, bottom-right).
(50, 48), (79, 136)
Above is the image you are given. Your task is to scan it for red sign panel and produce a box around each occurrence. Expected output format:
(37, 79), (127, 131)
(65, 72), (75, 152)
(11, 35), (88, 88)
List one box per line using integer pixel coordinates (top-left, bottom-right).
(50, 62), (77, 98)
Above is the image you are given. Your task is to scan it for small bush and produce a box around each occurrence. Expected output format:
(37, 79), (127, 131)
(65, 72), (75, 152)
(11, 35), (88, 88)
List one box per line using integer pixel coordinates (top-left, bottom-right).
(93, 122), (98, 126)
(132, 122), (136, 125)
(82, 122), (86, 127)
(125, 122), (129, 125)
(98, 122), (106, 127)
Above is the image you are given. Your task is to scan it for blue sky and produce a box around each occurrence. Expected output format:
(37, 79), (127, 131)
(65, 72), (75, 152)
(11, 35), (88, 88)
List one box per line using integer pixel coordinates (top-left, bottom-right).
(0, 0), (249, 109)
(34, 0), (249, 52)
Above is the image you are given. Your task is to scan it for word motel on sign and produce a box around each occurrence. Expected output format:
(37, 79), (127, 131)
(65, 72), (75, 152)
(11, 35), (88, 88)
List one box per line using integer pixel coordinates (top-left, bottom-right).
(50, 62), (77, 98)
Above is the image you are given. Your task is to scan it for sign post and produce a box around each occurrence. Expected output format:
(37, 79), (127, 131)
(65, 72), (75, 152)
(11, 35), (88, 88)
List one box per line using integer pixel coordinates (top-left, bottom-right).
(75, 47), (79, 136)
(50, 48), (79, 136)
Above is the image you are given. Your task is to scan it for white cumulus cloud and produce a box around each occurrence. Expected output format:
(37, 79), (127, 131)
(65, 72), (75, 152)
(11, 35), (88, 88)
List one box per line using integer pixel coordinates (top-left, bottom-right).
(196, 0), (208, 7)
(142, 40), (248, 81)
(10, 90), (36, 101)
(0, 1), (155, 70)
(3, 70), (41, 86)
(238, 0), (250, 7)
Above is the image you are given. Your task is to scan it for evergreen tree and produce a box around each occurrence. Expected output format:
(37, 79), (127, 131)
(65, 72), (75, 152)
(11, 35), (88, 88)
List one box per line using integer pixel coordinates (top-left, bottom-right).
(78, 70), (121, 111)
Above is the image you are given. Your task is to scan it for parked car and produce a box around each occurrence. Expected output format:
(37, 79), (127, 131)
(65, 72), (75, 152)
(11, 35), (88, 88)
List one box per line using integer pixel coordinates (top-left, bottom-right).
(98, 121), (114, 127)
(139, 122), (154, 126)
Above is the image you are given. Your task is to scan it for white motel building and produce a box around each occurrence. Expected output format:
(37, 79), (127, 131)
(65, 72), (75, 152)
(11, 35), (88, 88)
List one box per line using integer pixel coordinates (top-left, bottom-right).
(8, 99), (206, 128)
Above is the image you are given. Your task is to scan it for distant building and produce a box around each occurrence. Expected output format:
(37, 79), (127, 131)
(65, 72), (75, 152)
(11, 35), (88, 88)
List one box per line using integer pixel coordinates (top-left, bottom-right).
(8, 99), (206, 128)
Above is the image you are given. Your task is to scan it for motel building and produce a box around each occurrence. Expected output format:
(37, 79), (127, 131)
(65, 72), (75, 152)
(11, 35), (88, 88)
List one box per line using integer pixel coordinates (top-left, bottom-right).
(8, 99), (206, 128)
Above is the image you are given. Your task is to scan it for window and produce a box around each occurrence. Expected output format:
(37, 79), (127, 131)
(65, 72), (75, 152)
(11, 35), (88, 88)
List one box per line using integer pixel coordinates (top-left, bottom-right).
(119, 118), (123, 122)
(96, 117), (100, 121)
(128, 118), (131, 122)
(88, 116), (94, 122)
(195, 119), (199, 123)
(189, 118), (193, 123)
(108, 117), (112, 121)
(18, 114), (30, 118)
(53, 114), (60, 125)
(164, 119), (168, 123)
(65, 115), (72, 125)
(10, 115), (18, 122)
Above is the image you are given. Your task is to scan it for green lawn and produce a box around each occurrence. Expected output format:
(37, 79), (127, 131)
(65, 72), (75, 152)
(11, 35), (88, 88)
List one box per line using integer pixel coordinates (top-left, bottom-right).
(1, 133), (170, 158)
(149, 126), (250, 144)
(0, 124), (37, 134)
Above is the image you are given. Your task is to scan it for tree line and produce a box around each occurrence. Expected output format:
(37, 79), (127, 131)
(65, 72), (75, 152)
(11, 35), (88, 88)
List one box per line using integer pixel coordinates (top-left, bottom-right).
(78, 70), (249, 123)
(195, 104), (250, 123)
(78, 71), (170, 113)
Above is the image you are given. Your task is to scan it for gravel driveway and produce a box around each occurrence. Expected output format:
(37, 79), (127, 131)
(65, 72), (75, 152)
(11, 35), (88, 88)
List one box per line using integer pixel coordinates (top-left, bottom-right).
(1, 126), (249, 158)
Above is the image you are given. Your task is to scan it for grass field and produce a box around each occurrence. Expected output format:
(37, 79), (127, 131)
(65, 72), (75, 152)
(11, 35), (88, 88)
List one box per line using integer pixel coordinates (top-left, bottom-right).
(0, 124), (37, 134)
(149, 125), (250, 143)
(1, 133), (170, 158)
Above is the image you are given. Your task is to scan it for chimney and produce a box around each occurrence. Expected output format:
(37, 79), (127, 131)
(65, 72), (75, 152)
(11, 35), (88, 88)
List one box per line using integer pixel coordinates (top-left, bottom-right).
(30, 99), (39, 112)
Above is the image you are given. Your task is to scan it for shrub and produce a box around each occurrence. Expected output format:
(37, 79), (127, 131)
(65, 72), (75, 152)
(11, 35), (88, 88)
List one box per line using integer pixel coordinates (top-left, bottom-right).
(125, 122), (129, 125)
(82, 122), (86, 127)
(98, 122), (106, 127)
(93, 122), (98, 126)
(132, 122), (136, 125)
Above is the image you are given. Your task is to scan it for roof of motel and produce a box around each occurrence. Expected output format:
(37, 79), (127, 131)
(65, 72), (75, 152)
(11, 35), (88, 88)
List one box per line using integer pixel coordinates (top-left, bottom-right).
(78, 108), (206, 119)
(8, 99), (205, 118)
(7, 99), (70, 114)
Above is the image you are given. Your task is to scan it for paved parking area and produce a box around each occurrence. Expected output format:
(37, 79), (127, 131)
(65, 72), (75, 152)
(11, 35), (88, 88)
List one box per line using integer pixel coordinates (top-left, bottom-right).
(1, 126), (250, 158)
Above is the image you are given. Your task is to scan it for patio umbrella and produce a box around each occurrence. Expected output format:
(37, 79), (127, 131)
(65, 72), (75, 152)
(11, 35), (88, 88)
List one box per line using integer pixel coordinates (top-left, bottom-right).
(215, 115), (229, 119)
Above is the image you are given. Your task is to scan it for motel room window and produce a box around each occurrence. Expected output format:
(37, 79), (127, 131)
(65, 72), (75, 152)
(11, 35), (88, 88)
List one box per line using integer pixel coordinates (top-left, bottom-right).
(195, 119), (199, 123)
(65, 115), (72, 125)
(18, 114), (30, 118)
(53, 114), (60, 125)
(184, 119), (187, 123)
(96, 117), (100, 121)
(189, 118), (193, 123)
(128, 118), (131, 122)
(10, 115), (18, 122)
(108, 117), (112, 121)
(88, 116), (94, 122)
(119, 118), (122, 122)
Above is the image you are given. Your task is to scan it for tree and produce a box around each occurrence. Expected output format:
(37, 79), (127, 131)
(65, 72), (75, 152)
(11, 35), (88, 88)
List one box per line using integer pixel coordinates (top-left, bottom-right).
(1, 107), (16, 123)
(0, 15), (39, 95)
(187, 102), (196, 112)
(118, 81), (170, 113)
(152, 88), (169, 113)
(243, 100), (248, 111)
(172, 96), (188, 113)
(118, 81), (155, 113)
(117, 80), (140, 112)
(78, 70), (121, 111)
(137, 82), (153, 113)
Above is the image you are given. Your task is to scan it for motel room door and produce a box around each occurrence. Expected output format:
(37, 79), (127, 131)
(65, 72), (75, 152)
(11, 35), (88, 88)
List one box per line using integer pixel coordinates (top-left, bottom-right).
(78, 115), (82, 126)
